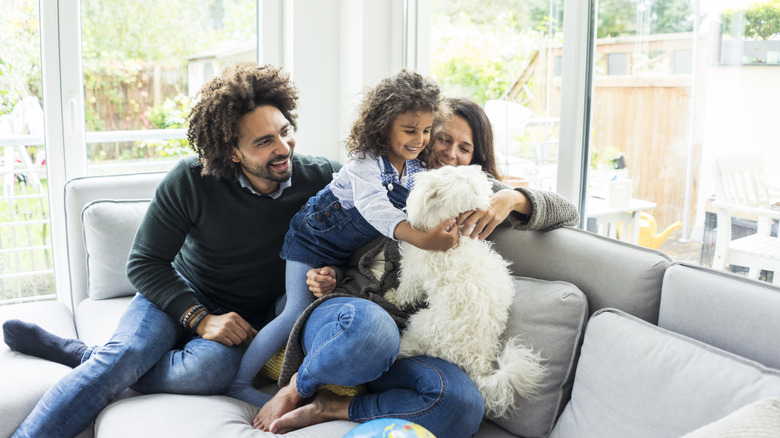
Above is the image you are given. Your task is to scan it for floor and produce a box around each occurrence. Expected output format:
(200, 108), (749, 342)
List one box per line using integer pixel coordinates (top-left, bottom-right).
(658, 238), (707, 265)
(657, 237), (775, 283)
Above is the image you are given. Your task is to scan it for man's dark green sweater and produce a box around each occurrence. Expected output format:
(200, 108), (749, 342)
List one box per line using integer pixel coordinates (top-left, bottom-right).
(126, 154), (341, 325)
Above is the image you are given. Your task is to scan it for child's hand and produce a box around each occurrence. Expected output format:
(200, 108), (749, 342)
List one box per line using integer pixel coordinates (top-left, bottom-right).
(394, 219), (459, 251)
(424, 218), (460, 251)
(306, 267), (337, 298)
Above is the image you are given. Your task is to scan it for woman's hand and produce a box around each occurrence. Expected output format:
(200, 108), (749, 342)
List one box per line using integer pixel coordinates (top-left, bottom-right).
(306, 267), (337, 298)
(457, 189), (530, 240)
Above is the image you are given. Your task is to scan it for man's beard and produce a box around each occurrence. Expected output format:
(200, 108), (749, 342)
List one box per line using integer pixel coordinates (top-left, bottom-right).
(240, 154), (293, 182)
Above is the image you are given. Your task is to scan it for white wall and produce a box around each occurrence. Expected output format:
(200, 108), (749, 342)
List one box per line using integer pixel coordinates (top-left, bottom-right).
(263, 0), (404, 163)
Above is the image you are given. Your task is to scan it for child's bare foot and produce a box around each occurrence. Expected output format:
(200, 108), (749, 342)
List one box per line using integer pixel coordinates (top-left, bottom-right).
(253, 372), (304, 431)
(269, 390), (351, 434)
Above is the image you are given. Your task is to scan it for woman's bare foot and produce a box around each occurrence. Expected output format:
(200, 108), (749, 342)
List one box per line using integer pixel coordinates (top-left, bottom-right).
(269, 390), (351, 434)
(253, 372), (304, 431)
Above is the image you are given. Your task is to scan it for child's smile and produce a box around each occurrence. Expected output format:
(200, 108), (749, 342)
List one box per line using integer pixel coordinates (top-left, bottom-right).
(385, 110), (434, 174)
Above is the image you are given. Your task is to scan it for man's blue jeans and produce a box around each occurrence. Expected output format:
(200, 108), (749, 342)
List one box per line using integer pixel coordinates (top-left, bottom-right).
(299, 297), (485, 438)
(12, 293), (243, 438)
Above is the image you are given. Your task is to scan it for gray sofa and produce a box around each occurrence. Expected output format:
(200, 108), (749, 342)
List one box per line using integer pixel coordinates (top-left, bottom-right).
(2, 171), (780, 438)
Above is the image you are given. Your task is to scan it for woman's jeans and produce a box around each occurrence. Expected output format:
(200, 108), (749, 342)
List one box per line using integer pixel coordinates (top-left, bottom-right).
(12, 293), (244, 438)
(298, 297), (485, 438)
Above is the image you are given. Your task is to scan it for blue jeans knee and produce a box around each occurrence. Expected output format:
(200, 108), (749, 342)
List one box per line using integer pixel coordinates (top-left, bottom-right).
(297, 297), (400, 397)
(132, 336), (244, 394)
(352, 355), (485, 438)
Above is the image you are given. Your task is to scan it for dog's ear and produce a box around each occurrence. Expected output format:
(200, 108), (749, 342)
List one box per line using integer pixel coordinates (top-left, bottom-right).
(421, 187), (442, 212)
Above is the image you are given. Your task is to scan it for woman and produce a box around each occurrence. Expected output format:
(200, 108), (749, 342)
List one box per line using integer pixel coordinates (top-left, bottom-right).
(428, 97), (576, 239)
(239, 98), (579, 437)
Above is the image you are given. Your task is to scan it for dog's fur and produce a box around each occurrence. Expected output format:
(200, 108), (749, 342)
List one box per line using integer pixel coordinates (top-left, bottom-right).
(386, 165), (545, 418)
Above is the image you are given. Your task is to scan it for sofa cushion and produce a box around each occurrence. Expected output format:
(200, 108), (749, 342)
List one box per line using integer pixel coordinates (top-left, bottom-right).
(490, 227), (671, 324)
(680, 397), (780, 438)
(81, 200), (149, 300)
(550, 309), (780, 438)
(0, 302), (79, 438)
(95, 393), (358, 437)
(490, 277), (588, 438)
(75, 296), (133, 346)
(659, 262), (780, 369)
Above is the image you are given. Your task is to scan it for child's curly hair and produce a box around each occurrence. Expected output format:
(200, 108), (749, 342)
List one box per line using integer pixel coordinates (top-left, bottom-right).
(346, 70), (448, 166)
(187, 63), (298, 180)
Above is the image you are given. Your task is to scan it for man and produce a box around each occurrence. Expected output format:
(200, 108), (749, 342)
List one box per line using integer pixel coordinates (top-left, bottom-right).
(2, 63), (340, 438)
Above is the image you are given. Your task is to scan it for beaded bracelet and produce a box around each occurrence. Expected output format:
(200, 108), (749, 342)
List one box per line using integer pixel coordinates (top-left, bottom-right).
(189, 309), (210, 333)
(180, 304), (205, 328)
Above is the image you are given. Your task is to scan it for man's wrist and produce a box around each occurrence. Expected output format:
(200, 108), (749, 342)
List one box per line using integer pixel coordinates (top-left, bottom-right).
(180, 304), (205, 328)
(189, 308), (210, 333)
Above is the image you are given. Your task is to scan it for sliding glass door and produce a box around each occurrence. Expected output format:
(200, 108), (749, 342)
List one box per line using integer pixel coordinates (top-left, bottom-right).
(0, 0), (259, 304)
(584, 0), (780, 281)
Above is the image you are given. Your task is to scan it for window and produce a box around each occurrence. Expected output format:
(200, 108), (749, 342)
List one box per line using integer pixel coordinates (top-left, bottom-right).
(80, 0), (258, 176)
(0, 1), (259, 304)
(584, 0), (780, 282)
(428, 0), (780, 283)
(429, 0), (565, 192)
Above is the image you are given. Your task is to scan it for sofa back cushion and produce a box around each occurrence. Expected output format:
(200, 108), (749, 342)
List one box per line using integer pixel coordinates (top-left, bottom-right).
(490, 227), (671, 323)
(490, 277), (588, 438)
(659, 262), (780, 369)
(65, 172), (166, 309)
(550, 309), (780, 438)
(82, 200), (150, 300)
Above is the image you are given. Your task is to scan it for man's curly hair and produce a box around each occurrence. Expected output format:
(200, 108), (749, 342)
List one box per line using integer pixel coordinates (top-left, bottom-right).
(187, 63), (298, 180)
(346, 70), (448, 166)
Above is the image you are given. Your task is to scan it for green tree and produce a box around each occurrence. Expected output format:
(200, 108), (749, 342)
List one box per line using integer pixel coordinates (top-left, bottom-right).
(430, 2), (556, 105)
(723, 0), (780, 40)
(0, 0), (42, 114)
(597, 0), (693, 38)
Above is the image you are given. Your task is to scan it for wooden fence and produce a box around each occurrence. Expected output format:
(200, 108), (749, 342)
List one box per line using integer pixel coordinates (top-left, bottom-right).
(510, 34), (703, 239)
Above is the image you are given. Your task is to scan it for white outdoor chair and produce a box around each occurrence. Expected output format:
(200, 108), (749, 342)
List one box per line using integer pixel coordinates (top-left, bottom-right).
(711, 153), (780, 283)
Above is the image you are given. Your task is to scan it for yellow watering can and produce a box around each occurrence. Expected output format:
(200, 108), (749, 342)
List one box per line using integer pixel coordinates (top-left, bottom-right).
(637, 212), (681, 250)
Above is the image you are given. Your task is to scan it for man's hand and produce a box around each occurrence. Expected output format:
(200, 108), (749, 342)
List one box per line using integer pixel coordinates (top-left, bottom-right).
(306, 267), (337, 298)
(195, 312), (257, 346)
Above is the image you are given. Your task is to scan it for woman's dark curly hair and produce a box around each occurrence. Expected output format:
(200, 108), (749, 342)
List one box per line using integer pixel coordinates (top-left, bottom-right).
(187, 63), (298, 180)
(346, 70), (448, 166)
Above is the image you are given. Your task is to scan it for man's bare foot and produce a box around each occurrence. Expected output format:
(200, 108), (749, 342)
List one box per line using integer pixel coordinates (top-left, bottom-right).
(269, 390), (351, 434)
(253, 372), (304, 431)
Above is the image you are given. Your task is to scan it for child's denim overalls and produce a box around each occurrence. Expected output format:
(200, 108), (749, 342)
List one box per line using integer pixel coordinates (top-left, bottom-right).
(281, 157), (417, 266)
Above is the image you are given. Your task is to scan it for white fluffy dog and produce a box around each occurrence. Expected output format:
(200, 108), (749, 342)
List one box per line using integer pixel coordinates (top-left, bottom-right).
(386, 165), (545, 418)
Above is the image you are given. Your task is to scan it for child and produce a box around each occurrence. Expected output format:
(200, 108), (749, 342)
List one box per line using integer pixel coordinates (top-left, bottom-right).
(226, 70), (457, 411)
(282, 70), (458, 267)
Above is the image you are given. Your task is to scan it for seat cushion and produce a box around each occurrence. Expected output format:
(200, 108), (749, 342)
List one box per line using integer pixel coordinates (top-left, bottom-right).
(81, 200), (150, 300)
(659, 262), (780, 369)
(550, 309), (780, 438)
(75, 296), (133, 346)
(489, 277), (588, 438)
(95, 394), (358, 437)
(0, 301), (78, 437)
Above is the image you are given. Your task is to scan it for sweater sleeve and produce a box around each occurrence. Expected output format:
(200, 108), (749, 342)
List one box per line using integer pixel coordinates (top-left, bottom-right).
(126, 160), (200, 320)
(489, 177), (579, 232)
(510, 186), (579, 231)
